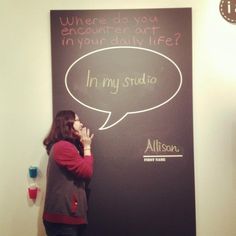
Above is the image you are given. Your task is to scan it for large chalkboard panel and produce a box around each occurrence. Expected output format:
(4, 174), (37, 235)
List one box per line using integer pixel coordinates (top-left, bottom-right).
(50, 8), (195, 236)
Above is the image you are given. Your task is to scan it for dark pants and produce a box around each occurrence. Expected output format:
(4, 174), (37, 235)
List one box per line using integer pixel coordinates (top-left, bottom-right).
(43, 220), (86, 236)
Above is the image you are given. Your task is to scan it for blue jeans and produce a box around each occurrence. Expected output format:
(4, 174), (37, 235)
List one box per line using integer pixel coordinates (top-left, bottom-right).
(43, 220), (86, 236)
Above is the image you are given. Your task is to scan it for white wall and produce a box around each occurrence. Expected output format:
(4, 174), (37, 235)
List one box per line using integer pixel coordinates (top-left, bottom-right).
(0, 0), (235, 235)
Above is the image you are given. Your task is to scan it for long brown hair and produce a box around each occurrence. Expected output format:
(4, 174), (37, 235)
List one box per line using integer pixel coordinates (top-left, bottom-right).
(43, 110), (78, 153)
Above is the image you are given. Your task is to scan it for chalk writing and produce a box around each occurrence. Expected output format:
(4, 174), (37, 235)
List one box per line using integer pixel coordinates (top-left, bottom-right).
(144, 138), (180, 154)
(65, 46), (182, 130)
(142, 138), (183, 163)
(85, 69), (158, 94)
(58, 12), (181, 49)
(60, 16), (107, 26)
(149, 33), (181, 47)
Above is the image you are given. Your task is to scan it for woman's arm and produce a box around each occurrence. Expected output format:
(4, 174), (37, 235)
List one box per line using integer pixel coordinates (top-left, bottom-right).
(53, 140), (94, 179)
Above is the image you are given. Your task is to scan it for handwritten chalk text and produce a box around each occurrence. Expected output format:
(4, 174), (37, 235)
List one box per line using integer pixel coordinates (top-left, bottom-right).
(144, 138), (180, 153)
(85, 69), (158, 94)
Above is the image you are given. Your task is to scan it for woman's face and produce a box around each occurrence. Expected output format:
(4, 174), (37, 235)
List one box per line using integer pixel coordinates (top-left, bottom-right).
(73, 114), (83, 134)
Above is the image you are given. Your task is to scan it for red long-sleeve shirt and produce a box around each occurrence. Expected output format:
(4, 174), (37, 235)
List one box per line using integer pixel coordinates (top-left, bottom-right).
(54, 140), (93, 178)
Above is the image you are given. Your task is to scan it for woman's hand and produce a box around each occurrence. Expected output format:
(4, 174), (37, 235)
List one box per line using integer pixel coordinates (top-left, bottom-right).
(80, 127), (94, 150)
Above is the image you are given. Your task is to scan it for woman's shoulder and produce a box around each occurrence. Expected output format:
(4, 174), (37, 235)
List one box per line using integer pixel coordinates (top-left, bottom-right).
(54, 140), (76, 148)
(52, 140), (78, 155)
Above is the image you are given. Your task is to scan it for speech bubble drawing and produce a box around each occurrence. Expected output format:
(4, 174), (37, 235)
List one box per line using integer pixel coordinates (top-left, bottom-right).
(65, 46), (182, 130)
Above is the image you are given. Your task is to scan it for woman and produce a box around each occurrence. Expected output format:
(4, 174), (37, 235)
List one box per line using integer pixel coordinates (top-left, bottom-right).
(42, 110), (94, 236)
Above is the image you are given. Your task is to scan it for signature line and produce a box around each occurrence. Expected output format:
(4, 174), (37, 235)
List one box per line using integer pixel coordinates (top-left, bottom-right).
(143, 155), (183, 158)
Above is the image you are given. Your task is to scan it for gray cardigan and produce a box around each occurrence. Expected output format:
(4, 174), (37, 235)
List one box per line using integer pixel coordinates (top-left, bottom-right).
(43, 140), (93, 224)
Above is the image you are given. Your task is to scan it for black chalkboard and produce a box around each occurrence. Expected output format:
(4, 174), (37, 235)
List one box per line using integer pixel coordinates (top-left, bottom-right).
(50, 8), (195, 236)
